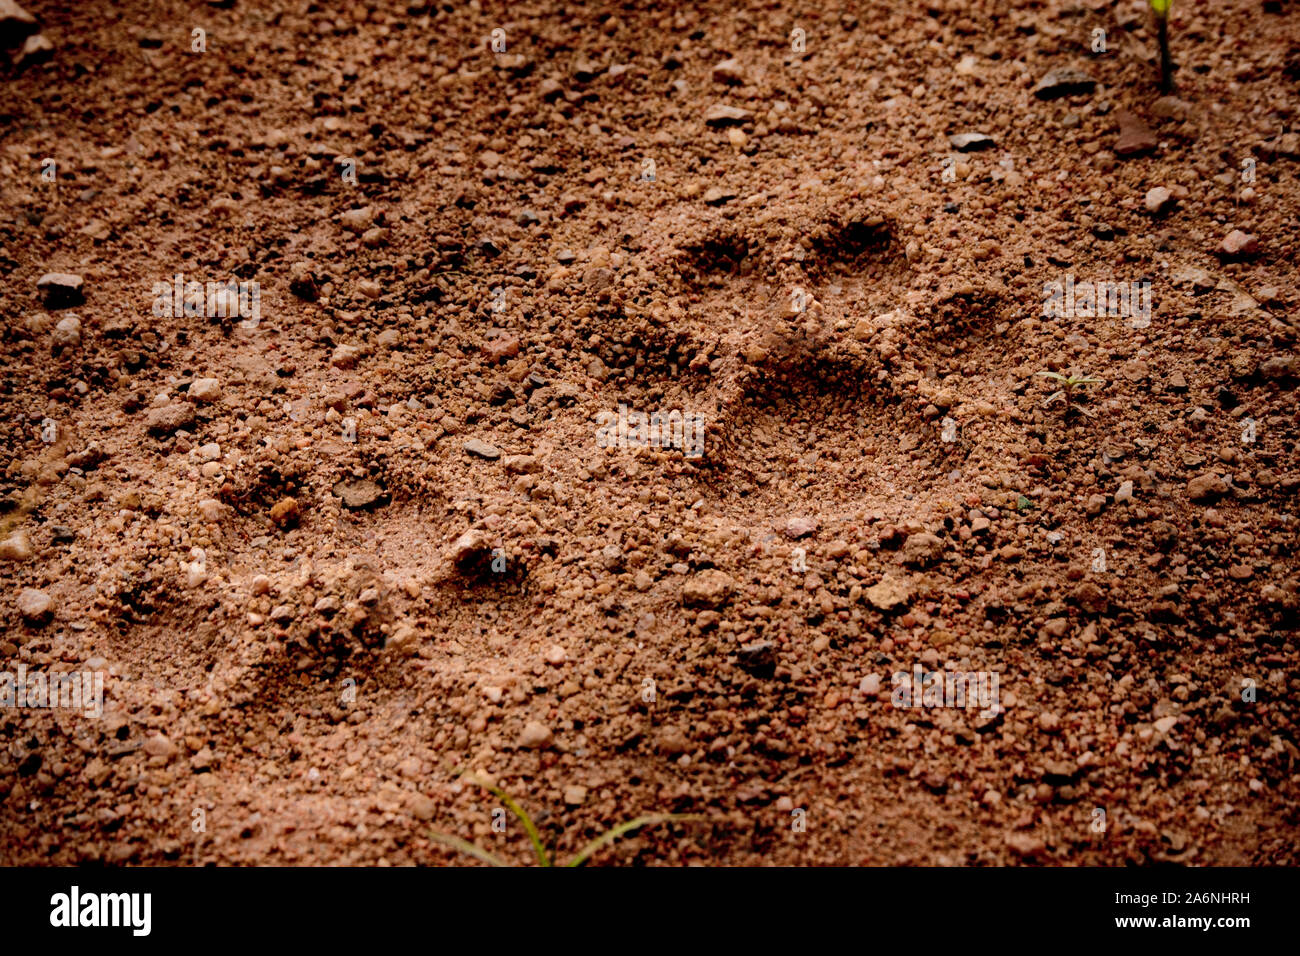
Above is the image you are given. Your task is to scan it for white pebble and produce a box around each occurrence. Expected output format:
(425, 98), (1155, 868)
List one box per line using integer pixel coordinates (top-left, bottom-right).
(0, 531), (33, 562)
(52, 316), (81, 346)
(17, 587), (52, 621)
(190, 378), (222, 403)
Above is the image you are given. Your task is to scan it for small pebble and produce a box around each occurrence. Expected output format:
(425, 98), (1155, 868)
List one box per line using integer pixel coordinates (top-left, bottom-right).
(1218, 230), (1258, 258)
(189, 378), (222, 403)
(17, 587), (52, 622)
(0, 531), (33, 562)
(519, 720), (554, 749)
(37, 272), (84, 307)
(1144, 186), (1174, 214)
(463, 438), (501, 460)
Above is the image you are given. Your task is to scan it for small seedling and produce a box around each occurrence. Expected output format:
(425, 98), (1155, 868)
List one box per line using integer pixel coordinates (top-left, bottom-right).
(430, 773), (698, 867)
(1150, 0), (1173, 93)
(1036, 370), (1103, 419)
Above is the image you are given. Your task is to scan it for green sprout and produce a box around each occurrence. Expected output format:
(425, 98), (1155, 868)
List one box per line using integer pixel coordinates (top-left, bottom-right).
(1036, 370), (1103, 419)
(430, 773), (699, 867)
(1150, 0), (1173, 94)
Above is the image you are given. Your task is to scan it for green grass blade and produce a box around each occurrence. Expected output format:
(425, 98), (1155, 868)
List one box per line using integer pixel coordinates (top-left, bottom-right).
(565, 814), (700, 868)
(1035, 371), (1066, 381)
(463, 774), (551, 867)
(428, 831), (508, 867)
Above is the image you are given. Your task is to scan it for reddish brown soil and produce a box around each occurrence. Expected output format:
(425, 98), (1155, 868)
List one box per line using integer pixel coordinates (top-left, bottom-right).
(1, 0), (1299, 866)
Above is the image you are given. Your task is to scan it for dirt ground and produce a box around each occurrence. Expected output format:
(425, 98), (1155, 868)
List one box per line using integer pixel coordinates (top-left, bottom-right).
(1, 0), (1298, 866)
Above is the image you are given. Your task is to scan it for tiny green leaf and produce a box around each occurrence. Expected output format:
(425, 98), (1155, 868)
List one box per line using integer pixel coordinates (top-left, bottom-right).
(566, 814), (700, 867)
(463, 773), (551, 866)
(428, 831), (509, 867)
(432, 775), (701, 867)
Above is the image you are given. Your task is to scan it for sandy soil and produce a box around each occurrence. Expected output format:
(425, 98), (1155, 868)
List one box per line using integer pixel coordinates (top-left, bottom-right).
(1, 0), (1298, 865)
